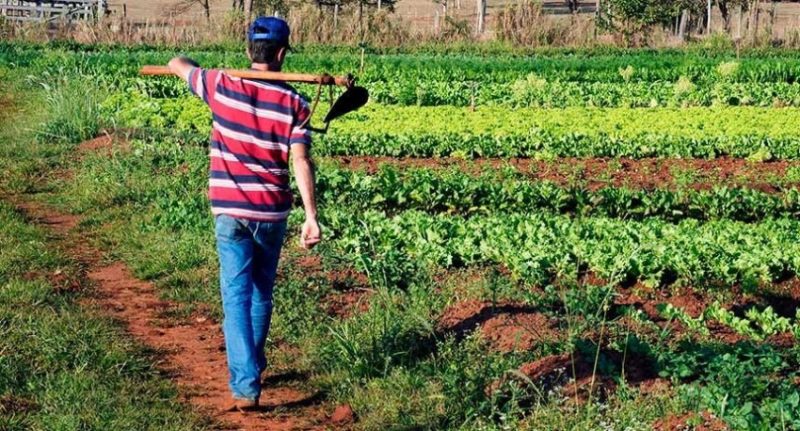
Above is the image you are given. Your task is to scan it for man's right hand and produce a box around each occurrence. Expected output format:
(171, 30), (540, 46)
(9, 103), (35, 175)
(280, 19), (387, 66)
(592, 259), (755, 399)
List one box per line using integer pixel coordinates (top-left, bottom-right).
(167, 56), (197, 82)
(300, 218), (321, 249)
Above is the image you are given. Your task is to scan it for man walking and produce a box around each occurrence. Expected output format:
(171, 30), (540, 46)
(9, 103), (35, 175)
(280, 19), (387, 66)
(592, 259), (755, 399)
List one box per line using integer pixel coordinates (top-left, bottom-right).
(167, 16), (320, 411)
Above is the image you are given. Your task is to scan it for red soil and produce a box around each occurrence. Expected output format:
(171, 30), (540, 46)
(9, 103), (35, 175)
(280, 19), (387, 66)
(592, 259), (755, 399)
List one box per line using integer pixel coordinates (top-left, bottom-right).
(770, 277), (800, 300)
(616, 287), (710, 320)
(325, 289), (372, 319)
(754, 278), (800, 319)
(330, 404), (355, 425)
(765, 332), (797, 348)
(492, 348), (661, 402)
(614, 286), (797, 346)
(0, 394), (36, 415)
(480, 312), (560, 353)
(291, 253), (371, 319)
(513, 353), (576, 392)
(705, 321), (751, 345)
(334, 156), (800, 192)
(291, 254), (369, 291)
(437, 299), (492, 335)
(653, 411), (729, 431)
(76, 132), (132, 156)
(14, 200), (335, 431)
(76, 134), (114, 153)
(437, 300), (561, 352)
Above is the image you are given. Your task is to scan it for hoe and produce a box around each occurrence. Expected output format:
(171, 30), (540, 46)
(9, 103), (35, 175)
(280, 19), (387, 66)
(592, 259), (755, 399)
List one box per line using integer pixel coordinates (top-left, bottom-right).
(140, 65), (369, 133)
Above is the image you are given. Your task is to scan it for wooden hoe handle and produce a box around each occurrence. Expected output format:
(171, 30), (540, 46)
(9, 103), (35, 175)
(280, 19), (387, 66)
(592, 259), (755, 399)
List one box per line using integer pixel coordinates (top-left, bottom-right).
(140, 65), (354, 87)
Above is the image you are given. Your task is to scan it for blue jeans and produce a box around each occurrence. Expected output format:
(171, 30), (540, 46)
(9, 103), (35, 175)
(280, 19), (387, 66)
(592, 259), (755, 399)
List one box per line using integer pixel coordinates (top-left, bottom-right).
(215, 214), (287, 401)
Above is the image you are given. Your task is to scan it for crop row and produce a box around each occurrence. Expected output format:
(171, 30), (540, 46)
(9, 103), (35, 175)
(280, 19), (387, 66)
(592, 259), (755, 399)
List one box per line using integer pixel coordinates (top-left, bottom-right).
(104, 94), (800, 160)
(127, 76), (800, 108)
(108, 91), (800, 137)
(11, 45), (800, 107)
(315, 163), (800, 222)
(320, 208), (800, 288)
(331, 105), (800, 138)
(369, 80), (800, 108)
(318, 132), (800, 160)
(322, 106), (800, 159)
(121, 135), (800, 227)
(8, 43), (800, 84)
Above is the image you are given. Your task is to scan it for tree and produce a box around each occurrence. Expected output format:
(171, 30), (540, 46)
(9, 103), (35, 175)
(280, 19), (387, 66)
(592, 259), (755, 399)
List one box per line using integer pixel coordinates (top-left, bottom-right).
(171, 0), (211, 20)
(716, 0), (747, 32)
(599, 0), (704, 45)
(310, 0), (400, 38)
(251, 0), (290, 16)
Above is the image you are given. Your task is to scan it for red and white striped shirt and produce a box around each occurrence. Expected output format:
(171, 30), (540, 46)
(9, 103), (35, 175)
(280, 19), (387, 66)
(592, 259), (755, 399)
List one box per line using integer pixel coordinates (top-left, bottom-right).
(188, 67), (311, 222)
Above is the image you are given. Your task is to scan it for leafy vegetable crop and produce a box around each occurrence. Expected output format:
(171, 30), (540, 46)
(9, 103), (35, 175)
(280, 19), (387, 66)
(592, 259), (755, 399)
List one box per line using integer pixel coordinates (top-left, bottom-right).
(105, 95), (800, 160)
(316, 163), (800, 222)
(322, 208), (800, 287)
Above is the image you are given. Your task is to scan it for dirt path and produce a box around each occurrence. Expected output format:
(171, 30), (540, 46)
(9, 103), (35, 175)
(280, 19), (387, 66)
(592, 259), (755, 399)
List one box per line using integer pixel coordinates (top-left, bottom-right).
(12, 200), (335, 431)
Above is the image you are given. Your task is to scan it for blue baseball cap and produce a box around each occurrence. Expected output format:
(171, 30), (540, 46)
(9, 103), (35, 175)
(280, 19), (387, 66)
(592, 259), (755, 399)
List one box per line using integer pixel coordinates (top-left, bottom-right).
(248, 16), (291, 49)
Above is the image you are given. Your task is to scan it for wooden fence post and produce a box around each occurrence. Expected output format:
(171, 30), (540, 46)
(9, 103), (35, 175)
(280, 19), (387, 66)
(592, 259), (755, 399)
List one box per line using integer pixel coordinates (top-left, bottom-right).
(736, 4), (742, 38)
(476, 0), (485, 34)
(333, 2), (338, 28)
(595, 0), (601, 38)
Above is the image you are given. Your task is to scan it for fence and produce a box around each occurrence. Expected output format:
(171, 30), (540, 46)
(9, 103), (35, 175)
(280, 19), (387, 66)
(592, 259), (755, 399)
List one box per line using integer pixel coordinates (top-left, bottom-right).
(0, 0), (105, 22)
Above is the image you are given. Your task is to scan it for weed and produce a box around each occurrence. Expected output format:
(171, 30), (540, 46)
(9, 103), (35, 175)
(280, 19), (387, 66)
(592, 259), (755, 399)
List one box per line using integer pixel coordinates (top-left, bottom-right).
(32, 72), (105, 145)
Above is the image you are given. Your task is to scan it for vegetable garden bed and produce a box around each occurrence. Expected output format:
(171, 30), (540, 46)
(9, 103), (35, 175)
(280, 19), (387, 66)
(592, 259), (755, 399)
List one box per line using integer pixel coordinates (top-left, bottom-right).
(4, 44), (800, 430)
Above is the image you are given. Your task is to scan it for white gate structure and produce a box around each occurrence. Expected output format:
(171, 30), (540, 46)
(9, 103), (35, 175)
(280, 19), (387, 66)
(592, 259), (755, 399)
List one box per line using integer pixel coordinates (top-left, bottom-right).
(0, 0), (106, 22)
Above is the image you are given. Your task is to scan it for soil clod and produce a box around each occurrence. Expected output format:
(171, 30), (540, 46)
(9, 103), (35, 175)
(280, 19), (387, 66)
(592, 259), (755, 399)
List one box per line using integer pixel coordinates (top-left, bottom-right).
(331, 404), (355, 425)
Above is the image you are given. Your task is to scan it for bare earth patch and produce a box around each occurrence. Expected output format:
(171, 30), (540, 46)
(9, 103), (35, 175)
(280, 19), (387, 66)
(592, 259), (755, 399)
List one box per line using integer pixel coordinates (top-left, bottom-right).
(653, 411), (729, 431)
(325, 288), (372, 319)
(437, 300), (561, 352)
(616, 287), (710, 320)
(489, 349), (664, 403)
(76, 132), (132, 157)
(288, 253), (372, 319)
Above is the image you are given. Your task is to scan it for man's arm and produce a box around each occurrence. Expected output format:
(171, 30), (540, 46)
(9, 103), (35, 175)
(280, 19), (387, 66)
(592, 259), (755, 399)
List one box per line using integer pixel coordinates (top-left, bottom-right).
(167, 56), (198, 82)
(292, 144), (320, 249)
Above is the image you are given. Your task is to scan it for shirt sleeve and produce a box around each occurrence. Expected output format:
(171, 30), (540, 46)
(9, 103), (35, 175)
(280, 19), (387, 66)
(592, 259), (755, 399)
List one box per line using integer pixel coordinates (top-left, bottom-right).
(290, 99), (312, 147)
(187, 67), (220, 106)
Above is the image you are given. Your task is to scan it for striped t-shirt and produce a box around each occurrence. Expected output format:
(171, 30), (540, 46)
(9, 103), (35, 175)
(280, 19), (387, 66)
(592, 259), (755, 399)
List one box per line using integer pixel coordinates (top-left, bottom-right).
(188, 67), (311, 222)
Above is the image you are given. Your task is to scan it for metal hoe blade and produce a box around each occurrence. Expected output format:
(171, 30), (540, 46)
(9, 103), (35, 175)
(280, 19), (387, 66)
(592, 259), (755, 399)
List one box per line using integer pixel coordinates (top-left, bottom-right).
(324, 86), (369, 123)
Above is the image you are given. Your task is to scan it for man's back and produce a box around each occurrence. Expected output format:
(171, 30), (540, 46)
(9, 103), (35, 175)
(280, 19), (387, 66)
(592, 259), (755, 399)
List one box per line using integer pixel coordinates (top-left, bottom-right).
(188, 68), (311, 222)
(166, 15), (321, 410)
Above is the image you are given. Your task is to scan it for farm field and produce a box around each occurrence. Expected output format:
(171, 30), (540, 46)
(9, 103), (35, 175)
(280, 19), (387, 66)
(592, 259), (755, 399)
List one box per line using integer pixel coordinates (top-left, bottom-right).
(2, 42), (800, 430)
